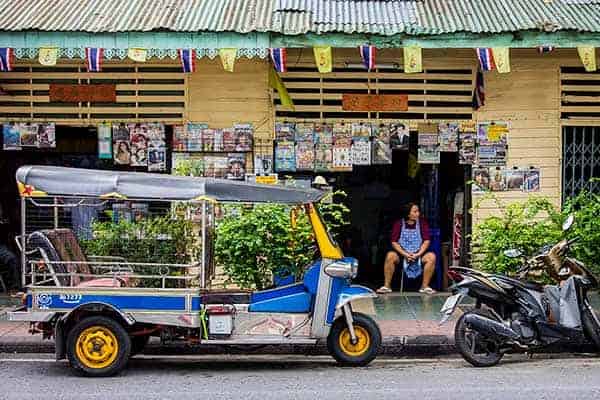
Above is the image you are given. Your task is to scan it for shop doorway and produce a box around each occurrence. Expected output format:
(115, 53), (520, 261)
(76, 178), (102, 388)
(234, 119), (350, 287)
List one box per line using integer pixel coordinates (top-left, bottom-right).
(332, 140), (469, 291)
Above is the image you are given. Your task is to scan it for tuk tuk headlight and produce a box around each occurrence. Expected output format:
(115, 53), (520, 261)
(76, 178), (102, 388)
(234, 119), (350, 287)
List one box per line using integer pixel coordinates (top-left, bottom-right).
(324, 260), (353, 279)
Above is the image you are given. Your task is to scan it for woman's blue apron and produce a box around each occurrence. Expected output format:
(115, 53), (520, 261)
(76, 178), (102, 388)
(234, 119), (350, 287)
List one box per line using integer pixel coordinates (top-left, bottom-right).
(398, 219), (423, 279)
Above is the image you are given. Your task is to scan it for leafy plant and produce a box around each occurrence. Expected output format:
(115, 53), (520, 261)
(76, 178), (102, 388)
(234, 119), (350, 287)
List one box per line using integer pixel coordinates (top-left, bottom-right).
(215, 191), (350, 290)
(563, 187), (600, 274)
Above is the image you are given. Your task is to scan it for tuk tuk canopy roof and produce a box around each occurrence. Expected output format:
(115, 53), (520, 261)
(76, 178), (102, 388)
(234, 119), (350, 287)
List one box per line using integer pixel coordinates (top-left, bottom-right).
(16, 166), (325, 204)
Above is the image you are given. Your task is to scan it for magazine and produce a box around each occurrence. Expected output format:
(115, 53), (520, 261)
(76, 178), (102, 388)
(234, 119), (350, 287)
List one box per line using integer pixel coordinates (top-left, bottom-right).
(296, 142), (315, 170)
(2, 124), (21, 150)
(227, 153), (246, 180)
(315, 143), (333, 172)
(351, 137), (371, 165)
(390, 122), (410, 151)
(234, 123), (253, 151)
(37, 123), (56, 148)
(275, 122), (296, 141)
(274, 140), (296, 172)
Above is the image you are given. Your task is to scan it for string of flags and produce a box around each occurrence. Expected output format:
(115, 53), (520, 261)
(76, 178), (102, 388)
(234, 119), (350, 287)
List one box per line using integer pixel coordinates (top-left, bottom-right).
(0, 45), (597, 74)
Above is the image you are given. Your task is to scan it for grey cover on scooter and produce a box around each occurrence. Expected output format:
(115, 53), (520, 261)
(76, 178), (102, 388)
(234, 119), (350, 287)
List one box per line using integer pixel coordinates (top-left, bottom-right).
(544, 277), (581, 329)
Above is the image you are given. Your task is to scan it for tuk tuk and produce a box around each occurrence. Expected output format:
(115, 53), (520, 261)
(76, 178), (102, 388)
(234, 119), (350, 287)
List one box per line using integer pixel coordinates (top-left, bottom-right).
(9, 166), (380, 376)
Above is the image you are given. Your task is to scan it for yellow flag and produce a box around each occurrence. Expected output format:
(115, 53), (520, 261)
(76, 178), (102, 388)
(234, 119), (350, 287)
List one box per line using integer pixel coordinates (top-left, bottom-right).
(269, 68), (295, 111)
(403, 46), (422, 73)
(492, 47), (510, 73)
(219, 48), (237, 72)
(313, 46), (332, 73)
(577, 46), (597, 72)
(128, 48), (147, 62)
(38, 47), (58, 66)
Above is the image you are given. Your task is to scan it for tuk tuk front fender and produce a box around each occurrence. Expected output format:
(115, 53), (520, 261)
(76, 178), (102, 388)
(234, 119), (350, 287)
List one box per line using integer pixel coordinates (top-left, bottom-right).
(335, 285), (377, 310)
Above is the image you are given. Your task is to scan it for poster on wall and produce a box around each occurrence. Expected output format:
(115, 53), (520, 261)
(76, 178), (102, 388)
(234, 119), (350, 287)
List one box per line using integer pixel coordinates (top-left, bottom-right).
(333, 123), (352, 146)
(417, 123), (439, 164)
(504, 168), (525, 191)
(524, 168), (540, 192)
(314, 123), (333, 145)
(113, 123), (131, 165)
(2, 124), (21, 150)
(97, 123), (112, 159)
(438, 122), (458, 152)
(315, 143), (333, 172)
(186, 123), (204, 152)
(254, 154), (273, 175)
(295, 122), (314, 143)
(213, 129), (224, 152)
(458, 121), (476, 165)
(351, 122), (372, 138)
(332, 145), (353, 171)
(477, 122), (508, 166)
(296, 142), (315, 170)
(489, 167), (506, 192)
(20, 124), (39, 147)
(204, 155), (228, 178)
(227, 153), (246, 180)
(472, 167), (490, 193)
(275, 122), (296, 141)
(234, 123), (254, 151)
(390, 122), (410, 151)
(148, 140), (166, 171)
(172, 125), (187, 151)
(37, 124), (56, 148)
(274, 140), (296, 172)
(172, 153), (204, 177)
(372, 124), (392, 165)
(351, 136), (371, 165)
(130, 124), (148, 167)
(202, 128), (216, 152)
(222, 127), (236, 152)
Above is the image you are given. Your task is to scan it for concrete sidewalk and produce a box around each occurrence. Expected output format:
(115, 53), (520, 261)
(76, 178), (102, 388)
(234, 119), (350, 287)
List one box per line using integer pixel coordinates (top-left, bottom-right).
(0, 293), (457, 355)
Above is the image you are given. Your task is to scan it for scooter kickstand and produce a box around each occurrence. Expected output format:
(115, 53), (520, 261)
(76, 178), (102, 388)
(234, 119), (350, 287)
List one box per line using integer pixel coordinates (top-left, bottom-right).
(343, 304), (358, 345)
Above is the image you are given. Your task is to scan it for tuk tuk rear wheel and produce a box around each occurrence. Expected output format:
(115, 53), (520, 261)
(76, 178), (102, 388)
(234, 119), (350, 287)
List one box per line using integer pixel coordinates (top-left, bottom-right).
(327, 312), (381, 366)
(66, 316), (131, 377)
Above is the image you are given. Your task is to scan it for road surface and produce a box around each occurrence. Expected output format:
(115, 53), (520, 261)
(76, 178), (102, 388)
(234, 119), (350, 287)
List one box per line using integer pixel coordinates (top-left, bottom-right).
(1, 353), (599, 400)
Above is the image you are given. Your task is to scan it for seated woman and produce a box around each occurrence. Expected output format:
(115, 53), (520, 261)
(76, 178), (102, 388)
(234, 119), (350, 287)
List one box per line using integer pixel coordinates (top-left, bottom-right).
(377, 203), (437, 295)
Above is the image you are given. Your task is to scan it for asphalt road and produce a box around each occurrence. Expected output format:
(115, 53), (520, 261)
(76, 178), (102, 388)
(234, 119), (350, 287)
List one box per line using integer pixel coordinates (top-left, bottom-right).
(1, 353), (600, 400)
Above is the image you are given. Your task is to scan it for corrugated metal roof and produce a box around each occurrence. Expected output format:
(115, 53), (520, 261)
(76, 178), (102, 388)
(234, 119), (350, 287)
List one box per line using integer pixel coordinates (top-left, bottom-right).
(2, 0), (600, 35)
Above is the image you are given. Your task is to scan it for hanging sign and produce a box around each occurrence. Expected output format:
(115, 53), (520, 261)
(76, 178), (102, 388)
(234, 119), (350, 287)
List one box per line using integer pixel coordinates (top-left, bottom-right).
(342, 94), (408, 111)
(49, 84), (116, 102)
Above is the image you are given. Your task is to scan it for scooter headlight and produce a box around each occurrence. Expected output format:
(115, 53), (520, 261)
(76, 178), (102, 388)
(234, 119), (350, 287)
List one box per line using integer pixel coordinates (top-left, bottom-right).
(350, 258), (359, 279)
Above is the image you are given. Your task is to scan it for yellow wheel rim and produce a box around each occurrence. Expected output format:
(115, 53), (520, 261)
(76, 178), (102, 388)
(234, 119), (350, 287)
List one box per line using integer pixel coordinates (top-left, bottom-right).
(338, 325), (371, 357)
(75, 326), (119, 369)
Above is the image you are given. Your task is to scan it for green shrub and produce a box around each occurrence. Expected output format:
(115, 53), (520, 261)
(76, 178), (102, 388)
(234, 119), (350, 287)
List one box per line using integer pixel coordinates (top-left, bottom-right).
(215, 192), (350, 290)
(563, 189), (600, 274)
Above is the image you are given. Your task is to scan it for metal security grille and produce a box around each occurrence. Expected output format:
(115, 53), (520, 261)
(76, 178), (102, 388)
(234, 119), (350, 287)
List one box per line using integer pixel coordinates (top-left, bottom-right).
(562, 126), (600, 201)
(273, 66), (474, 122)
(0, 64), (187, 123)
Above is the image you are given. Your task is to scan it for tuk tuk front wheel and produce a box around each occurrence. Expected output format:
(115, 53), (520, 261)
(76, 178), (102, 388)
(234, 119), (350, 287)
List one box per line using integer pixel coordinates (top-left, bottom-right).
(327, 312), (381, 366)
(66, 316), (131, 377)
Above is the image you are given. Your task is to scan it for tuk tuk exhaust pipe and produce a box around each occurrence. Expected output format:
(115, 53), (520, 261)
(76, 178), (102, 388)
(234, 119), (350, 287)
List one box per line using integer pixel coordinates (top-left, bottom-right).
(463, 313), (520, 342)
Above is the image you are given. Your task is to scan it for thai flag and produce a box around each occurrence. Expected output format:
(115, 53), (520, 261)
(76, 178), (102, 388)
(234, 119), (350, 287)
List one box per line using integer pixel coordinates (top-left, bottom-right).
(476, 48), (495, 71)
(179, 49), (196, 73)
(0, 48), (14, 72)
(472, 69), (485, 110)
(538, 45), (554, 54)
(85, 48), (103, 72)
(360, 45), (376, 70)
(270, 48), (287, 73)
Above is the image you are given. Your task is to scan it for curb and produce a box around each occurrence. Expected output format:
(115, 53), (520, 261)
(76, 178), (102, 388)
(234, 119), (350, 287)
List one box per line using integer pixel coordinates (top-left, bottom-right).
(0, 336), (456, 357)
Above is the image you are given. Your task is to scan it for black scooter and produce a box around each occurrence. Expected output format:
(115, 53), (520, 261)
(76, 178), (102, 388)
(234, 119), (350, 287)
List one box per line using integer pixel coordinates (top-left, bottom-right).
(441, 215), (600, 367)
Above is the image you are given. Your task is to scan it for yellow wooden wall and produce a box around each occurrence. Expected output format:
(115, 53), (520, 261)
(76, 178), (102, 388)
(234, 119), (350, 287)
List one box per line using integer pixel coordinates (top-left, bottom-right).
(186, 58), (273, 161)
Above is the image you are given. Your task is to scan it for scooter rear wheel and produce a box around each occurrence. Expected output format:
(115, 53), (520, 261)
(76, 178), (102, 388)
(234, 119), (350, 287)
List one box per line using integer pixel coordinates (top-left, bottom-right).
(581, 303), (600, 351)
(455, 309), (504, 367)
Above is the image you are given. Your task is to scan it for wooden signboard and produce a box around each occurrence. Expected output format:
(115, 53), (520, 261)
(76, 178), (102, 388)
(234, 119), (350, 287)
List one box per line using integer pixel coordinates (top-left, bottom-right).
(342, 94), (408, 111)
(49, 84), (116, 103)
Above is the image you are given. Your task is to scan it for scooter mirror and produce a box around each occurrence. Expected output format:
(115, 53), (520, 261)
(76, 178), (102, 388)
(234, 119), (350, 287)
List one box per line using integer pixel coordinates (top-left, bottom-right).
(504, 249), (523, 258)
(562, 214), (575, 231)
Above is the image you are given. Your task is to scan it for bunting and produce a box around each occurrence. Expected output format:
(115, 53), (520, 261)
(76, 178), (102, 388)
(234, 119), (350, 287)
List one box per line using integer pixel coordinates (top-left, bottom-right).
(472, 69), (485, 110)
(178, 49), (196, 73)
(577, 46), (597, 72)
(219, 48), (237, 72)
(0, 48), (14, 72)
(492, 47), (510, 73)
(313, 46), (332, 73)
(269, 68), (295, 111)
(39, 47), (58, 66)
(359, 45), (376, 71)
(85, 48), (103, 72)
(270, 48), (287, 73)
(128, 48), (148, 62)
(538, 45), (554, 54)
(476, 48), (495, 71)
(403, 46), (422, 73)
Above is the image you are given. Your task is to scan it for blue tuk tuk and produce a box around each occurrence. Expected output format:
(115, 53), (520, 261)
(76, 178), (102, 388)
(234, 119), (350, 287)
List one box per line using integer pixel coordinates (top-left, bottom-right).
(9, 166), (381, 376)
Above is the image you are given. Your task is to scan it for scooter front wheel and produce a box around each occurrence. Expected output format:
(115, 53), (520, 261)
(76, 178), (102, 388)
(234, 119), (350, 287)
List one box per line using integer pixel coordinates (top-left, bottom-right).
(327, 312), (381, 366)
(455, 309), (504, 367)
